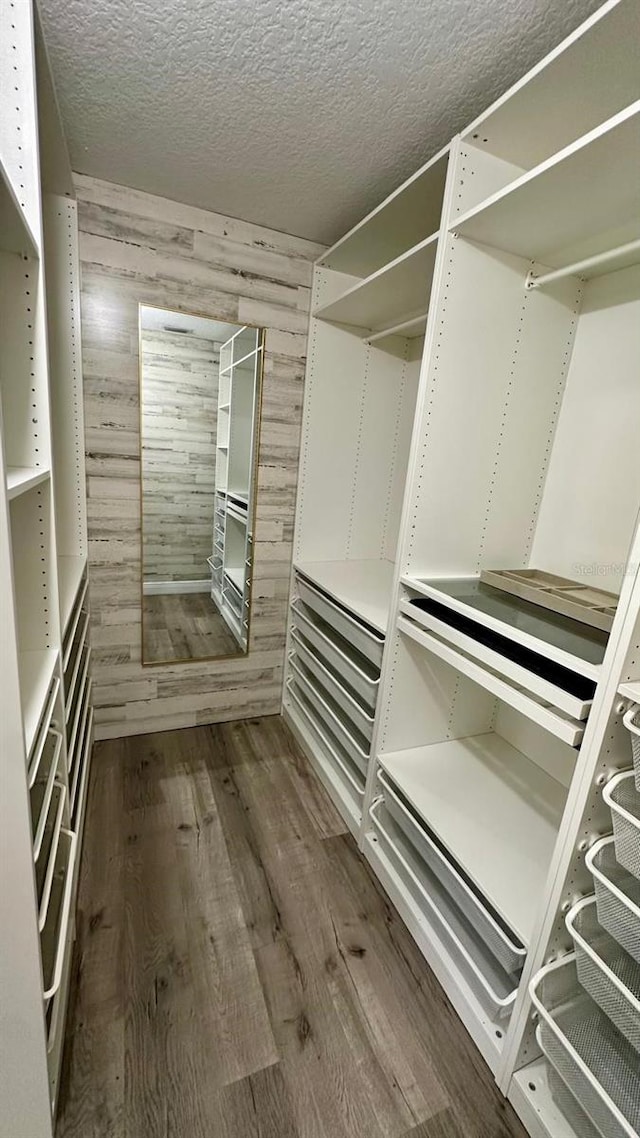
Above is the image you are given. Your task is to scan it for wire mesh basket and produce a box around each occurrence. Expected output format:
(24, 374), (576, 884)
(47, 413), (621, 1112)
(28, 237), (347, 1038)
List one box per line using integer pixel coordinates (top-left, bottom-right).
(378, 770), (526, 975)
(586, 838), (640, 966)
(566, 896), (640, 1053)
(604, 771), (640, 880)
(546, 1063), (601, 1138)
(531, 955), (640, 1138)
(622, 704), (640, 792)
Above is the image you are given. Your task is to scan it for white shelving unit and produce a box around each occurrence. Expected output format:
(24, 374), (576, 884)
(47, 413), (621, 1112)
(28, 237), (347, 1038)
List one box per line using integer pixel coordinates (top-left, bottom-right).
(210, 325), (263, 651)
(0, 4), (94, 1133)
(285, 4), (640, 1135)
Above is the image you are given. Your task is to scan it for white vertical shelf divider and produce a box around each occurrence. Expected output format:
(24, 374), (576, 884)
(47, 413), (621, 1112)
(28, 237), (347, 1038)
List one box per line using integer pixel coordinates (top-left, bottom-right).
(0, 2), (94, 1131)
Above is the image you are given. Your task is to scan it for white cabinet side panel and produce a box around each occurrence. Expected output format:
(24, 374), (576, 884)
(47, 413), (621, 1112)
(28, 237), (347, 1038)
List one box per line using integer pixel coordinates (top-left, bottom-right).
(347, 347), (413, 561)
(294, 314), (369, 562)
(530, 264), (640, 593)
(403, 236), (579, 578)
(0, 0), (40, 245)
(45, 196), (87, 559)
(382, 353), (421, 563)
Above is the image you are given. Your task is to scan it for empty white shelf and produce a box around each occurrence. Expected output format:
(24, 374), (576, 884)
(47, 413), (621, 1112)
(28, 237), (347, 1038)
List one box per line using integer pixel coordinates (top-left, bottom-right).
(619, 680), (640, 703)
(20, 649), (59, 758)
(57, 556), (86, 636)
(453, 102), (640, 268)
(0, 160), (39, 257)
(295, 559), (394, 634)
(318, 149), (448, 277)
(6, 467), (50, 500)
(314, 234), (439, 334)
(378, 733), (566, 943)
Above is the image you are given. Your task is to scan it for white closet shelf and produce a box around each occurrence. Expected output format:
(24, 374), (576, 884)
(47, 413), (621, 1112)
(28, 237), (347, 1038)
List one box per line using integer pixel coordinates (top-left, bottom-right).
(461, 0), (640, 172)
(452, 101), (640, 268)
(295, 559), (395, 634)
(20, 649), (59, 758)
(58, 556), (87, 636)
(318, 148), (448, 277)
(6, 467), (50, 500)
(378, 733), (566, 943)
(313, 234), (439, 335)
(618, 680), (640, 703)
(0, 161), (40, 257)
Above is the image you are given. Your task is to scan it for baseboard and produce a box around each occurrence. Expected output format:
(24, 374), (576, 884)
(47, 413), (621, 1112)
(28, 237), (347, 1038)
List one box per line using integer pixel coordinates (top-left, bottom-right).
(143, 579), (210, 596)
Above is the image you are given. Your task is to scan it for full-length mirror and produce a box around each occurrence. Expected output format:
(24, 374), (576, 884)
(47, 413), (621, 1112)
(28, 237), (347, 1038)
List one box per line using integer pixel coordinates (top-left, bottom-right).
(139, 305), (264, 665)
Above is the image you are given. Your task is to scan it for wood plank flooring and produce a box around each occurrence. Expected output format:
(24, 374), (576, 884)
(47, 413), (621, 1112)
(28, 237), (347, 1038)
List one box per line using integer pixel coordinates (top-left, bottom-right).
(56, 716), (528, 1138)
(142, 593), (239, 663)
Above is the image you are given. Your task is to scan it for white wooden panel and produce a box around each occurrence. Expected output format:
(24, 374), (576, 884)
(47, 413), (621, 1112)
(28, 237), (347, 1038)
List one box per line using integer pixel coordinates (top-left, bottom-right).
(0, 251), (51, 471)
(9, 483), (55, 652)
(294, 313), (369, 561)
(347, 346), (412, 560)
(495, 704), (576, 790)
(383, 353), (421, 562)
(379, 625), (494, 754)
(0, 0), (40, 247)
(403, 236), (578, 578)
(45, 197), (87, 561)
(530, 264), (640, 594)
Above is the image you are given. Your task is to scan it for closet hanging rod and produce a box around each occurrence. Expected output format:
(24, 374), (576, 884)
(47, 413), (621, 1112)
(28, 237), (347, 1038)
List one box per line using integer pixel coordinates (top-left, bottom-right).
(525, 237), (640, 290)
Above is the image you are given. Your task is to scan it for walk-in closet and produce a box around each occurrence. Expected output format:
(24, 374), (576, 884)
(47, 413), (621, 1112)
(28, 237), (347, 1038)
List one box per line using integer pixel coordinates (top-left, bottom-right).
(2, 1), (640, 1136)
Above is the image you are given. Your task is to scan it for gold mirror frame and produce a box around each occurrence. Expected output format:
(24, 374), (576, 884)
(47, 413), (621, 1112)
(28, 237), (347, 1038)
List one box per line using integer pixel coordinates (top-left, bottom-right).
(138, 304), (265, 667)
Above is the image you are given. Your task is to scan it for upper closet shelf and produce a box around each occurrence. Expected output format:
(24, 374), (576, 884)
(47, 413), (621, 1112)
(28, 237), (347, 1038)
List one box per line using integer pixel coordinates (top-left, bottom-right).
(318, 148), (448, 277)
(461, 0), (640, 171)
(296, 559), (394, 635)
(378, 734), (566, 944)
(314, 234), (439, 336)
(452, 102), (640, 269)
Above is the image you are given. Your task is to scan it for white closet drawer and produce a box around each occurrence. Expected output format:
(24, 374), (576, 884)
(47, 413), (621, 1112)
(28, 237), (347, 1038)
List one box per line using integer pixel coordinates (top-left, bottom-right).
(64, 613), (90, 722)
(35, 781), (67, 932)
(399, 597), (594, 721)
(290, 633), (375, 742)
(296, 575), (384, 668)
(369, 798), (518, 1020)
(286, 681), (365, 796)
(41, 828), (78, 1005)
(67, 648), (91, 756)
(398, 615), (585, 747)
(62, 579), (88, 672)
(378, 771), (525, 973)
(288, 658), (370, 776)
(531, 955), (640, 1138)
(30, 728), (63, 860)
(566, 897), (640, 1055)
(291, 600), (380, 709)
(71, 701), (94, 820)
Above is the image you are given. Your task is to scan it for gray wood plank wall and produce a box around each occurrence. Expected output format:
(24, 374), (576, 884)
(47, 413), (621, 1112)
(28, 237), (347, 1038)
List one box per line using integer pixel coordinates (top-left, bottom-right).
(141, 328), (219, 584)
(76, 175), (323, 739)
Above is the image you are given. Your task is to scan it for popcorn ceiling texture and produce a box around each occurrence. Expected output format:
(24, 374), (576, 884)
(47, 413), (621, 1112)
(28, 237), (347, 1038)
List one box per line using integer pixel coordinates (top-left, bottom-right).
(40, 0), (602, 243)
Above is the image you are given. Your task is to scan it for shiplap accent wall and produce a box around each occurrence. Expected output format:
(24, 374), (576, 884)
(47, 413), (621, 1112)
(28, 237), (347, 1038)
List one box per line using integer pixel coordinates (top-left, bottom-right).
(76, 174), (323, 739)
(141, 328), (219, 584)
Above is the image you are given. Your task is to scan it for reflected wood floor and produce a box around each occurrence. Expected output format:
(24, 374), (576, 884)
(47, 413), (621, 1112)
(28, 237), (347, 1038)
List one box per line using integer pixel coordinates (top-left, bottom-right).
(56, 716), (528, 1138)
(142, 592), (238, 662)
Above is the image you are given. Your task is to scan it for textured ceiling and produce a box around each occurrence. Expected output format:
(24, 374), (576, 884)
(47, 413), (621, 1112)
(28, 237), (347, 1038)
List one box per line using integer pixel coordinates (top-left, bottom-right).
(39, 0), (603, 243)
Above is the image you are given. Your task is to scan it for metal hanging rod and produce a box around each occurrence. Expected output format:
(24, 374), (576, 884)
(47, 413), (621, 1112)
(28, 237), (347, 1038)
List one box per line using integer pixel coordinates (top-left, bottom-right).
(526, 237), (640, 290)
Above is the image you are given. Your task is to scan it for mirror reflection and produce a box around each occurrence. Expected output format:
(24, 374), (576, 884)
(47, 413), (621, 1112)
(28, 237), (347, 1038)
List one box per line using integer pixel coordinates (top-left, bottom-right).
(139, 305), (264, 665)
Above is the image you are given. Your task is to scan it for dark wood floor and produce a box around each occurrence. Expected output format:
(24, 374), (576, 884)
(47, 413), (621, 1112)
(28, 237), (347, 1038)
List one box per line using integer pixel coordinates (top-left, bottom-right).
(142, 592), (239, 663)
(56, 716), (528, 1138)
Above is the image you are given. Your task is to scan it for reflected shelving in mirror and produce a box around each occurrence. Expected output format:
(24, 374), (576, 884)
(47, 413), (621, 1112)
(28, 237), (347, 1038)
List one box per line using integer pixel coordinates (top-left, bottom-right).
(138, 305), (264, 665)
